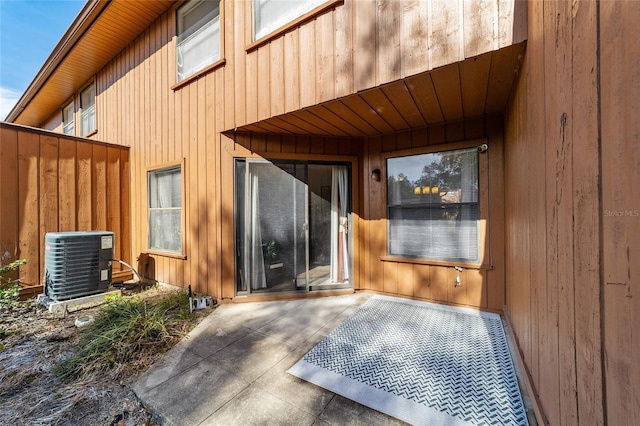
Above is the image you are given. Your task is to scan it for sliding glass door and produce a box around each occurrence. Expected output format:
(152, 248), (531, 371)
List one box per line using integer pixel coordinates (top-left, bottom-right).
(235, 159), (351, 294)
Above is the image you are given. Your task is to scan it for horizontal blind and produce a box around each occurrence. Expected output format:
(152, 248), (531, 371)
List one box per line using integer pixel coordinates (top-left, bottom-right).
(387, 148), (480, 262)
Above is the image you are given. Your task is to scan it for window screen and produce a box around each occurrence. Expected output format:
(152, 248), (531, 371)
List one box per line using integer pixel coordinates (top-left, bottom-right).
(80, 84), (95, 135)
(148, 165), (182, 253)
(253, 0), (326, 40)
(176, 0), (220, 82)
(62, 101), (74, 135)
(387, 147), (480, 262)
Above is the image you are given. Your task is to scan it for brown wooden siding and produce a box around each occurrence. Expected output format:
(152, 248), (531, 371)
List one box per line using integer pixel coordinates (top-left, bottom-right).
(238, 0), (526, 128)
(6, 0), (639, 424)
(600, 1), (640, 424)
(504, 1), (640, 424)
(0, 123), (131, 293)
(361, 117), (506, 312)
(36, 0), (516, 303)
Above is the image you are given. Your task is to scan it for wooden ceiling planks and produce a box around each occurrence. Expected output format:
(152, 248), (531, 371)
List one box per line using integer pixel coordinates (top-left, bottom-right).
(274, 111), (332, 136)
(291, 110), (349, 137)
(14, 0), (173, 127)
(405, 72), (445, 125)
(430, 63), (464, 122)
(321, 100), (380, 136)
(381, 80), (427, 129)
(359, 87), (409, 132)
(340, 95), (395, 135)
(485, 43), (526, 114)
(234, 44), (525, 138)
(310, 104), (367, 137)
(264, 116), (310, 135)
(460, 53), (492, 118)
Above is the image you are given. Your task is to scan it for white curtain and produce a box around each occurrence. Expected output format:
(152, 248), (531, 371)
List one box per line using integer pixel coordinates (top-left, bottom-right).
(177, 16), (220, 81)
(248, 172), (267, 290)
(330, 166), (349, 283)
(80, 84), (95, 134)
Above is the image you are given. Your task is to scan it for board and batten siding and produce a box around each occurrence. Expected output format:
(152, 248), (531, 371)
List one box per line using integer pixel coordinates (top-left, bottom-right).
(360, 117), (506, 312)
(236, 0), (526, 126)
(600, 1), (640, 424)
(504, 1), (640, 424)
(0, 123), (131, 294)
(40, 0), (524, 302)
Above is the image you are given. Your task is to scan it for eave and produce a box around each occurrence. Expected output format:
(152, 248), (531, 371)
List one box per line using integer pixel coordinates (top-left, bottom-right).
(6, 0), (175, 126)
(229, 42), (527, 138)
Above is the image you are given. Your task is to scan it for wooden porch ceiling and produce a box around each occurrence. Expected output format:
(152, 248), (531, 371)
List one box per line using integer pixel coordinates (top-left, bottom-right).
(8, 0), (174, 126)
(234, 42), (526, 138)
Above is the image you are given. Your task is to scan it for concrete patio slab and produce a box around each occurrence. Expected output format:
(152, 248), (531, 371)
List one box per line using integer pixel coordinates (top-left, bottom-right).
(132, 293), (406, 425)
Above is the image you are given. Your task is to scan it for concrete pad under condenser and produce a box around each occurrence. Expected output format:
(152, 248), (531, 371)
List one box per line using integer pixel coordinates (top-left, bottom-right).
(38, 290), (121, 314)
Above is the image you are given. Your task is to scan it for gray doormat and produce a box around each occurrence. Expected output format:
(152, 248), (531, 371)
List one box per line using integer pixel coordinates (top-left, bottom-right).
(288, 295), (528, 426)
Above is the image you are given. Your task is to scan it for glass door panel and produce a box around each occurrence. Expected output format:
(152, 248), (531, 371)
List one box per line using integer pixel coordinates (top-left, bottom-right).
(235, 160), (351, 295)
(306, 165), (332, 286)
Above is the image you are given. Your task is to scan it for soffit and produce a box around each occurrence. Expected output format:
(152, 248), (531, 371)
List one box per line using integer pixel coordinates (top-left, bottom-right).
(9, 0), (174, 126)
(233, 42), (526, 138)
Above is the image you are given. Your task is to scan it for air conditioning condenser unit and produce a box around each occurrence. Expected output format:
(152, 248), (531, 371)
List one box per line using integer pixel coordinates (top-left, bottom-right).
(44, 231), (114, 301)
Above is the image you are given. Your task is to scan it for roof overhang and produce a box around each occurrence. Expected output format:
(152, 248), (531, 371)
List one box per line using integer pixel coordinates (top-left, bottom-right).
(228, 42), (526, 139)
(6, 0), (174, 125)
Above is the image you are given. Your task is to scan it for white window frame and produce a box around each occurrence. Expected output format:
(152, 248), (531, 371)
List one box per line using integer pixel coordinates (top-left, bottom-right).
(62, 101), (74, 135)
(80, 83), (96, 136)
(148, 162), (184, 255)
(176, 0), (221, 83)
(386, 147), (481, 264)
(253, 0), (327, 41)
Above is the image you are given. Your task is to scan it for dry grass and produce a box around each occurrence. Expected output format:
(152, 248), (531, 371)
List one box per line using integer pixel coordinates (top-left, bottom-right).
(0, 285), (211, 425)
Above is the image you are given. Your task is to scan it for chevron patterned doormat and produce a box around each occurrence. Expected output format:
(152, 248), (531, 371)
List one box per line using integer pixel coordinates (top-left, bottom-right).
(288, 295), (528, 426)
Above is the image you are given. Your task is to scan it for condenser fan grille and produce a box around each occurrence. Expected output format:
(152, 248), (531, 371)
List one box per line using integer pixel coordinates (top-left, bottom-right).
(44, 231), (114, 301)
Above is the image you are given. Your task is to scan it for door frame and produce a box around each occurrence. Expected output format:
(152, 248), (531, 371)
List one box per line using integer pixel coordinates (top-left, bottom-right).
(232, 155), (358, 297)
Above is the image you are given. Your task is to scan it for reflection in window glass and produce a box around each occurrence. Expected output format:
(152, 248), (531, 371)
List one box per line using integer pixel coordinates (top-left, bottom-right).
(80, 84), (95, 135)
(387, 148), (480, 262)
(62, 101), (74, 135)
(148, 166), (182, 253)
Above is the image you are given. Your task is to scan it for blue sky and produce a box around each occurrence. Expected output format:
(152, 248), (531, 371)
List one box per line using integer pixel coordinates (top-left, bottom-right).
(0, 0), (85, 120)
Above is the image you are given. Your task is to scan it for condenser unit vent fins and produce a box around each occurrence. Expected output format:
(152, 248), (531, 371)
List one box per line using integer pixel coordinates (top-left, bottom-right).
(44, 231), (114, 301)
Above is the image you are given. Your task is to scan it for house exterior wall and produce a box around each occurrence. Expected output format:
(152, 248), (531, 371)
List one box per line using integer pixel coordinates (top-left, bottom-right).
(33, 0), (522, 307)
(0, 123), (131, 293)
(504, 0), (640, 424)
(222, 117), (506, 311)
(6, 0), (638, 423)
(358, 117), (506, 312)
(600, 2), (640, 424)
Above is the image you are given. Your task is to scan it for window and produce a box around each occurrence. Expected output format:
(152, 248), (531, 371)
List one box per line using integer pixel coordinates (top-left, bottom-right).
(148, 165), (183, 254)
(176, 0), (220, 82)
(253, 0), (326, 40)
(387, 147), (480, 263)
(80, 83), (95, 135)
(62, 101), (74, 135)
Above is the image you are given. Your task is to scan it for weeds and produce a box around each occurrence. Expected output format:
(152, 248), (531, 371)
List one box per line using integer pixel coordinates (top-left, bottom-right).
(55, 291), (196, 381)
(0, 259), (27, 306)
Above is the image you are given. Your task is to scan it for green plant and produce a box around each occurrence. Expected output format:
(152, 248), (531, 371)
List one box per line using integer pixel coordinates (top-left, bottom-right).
(158, 291), (195, 320)
(156, 291), (189, 311)
(0, 259), (26, 306)
(54, 292), (192, 381)
(266, 240), (277, 260)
